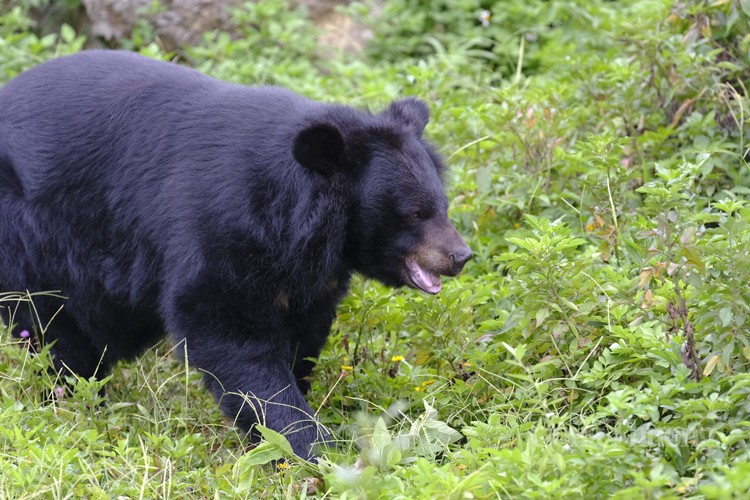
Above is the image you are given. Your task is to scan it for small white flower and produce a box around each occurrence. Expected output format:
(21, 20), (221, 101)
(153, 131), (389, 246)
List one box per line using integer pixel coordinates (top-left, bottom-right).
(479, 10), (491, 28)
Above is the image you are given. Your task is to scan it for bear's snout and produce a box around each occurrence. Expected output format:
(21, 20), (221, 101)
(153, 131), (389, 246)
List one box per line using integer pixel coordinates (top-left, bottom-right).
(405, 216), (472, 294)
(449, 245), (473, 275)
(428, 216), (472, 278)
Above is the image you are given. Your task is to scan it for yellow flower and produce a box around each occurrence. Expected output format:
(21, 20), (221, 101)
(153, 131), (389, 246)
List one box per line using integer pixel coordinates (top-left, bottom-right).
(391, 355), (404, 362)
(277, 462), (290, 471)
(341, 365), (353, 371)
(514, 222), (520, 228)
(414, 386), (422, 392)
(421, 379), (436, 387)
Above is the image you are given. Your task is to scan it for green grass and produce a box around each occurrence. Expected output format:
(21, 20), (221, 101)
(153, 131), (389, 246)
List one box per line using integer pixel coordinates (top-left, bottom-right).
(2, 0), (750, 497)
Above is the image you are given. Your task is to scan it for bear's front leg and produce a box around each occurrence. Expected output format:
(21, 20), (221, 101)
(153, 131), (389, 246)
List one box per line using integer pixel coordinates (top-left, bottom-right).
(191, 333), (328, 459)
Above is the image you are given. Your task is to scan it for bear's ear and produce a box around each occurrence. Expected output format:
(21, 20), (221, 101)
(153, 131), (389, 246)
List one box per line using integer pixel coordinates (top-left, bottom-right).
(293, 122), (346, 177)
(385, 97), (430, 136)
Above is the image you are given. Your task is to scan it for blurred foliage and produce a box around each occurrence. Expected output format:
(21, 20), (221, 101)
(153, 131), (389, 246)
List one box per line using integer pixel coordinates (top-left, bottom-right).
(1, 0), (750, 497)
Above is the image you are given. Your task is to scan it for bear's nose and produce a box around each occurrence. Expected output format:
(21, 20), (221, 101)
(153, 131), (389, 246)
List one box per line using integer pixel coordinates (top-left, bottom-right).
(450, 246), (473, 274)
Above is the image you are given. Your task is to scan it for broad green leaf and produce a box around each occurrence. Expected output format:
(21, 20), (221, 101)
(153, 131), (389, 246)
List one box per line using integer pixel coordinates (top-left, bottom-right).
(235, 442), (285, 468)
(370, 417), (392, 454)
(535, 308), (550, 326)
(408, 400), (462, 458)
(383, 444), (402, 467)
(719, 308), (734, 328)
(60, 24), (76, 44)
(256, 425), (295, 456)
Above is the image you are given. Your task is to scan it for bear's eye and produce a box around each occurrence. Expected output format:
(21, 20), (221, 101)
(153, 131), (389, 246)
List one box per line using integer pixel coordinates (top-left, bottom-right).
(411, 210), (423, 220)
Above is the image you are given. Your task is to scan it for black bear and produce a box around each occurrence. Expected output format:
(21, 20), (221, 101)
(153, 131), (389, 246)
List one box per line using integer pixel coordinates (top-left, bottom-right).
(0, 50), (472, 459)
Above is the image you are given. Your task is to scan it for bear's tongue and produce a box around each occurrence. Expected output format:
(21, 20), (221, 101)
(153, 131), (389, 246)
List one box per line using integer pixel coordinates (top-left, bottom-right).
(406, 258), (442, 294)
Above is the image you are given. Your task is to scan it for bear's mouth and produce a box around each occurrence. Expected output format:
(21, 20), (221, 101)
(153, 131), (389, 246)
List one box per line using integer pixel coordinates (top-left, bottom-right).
(404, 257), (442, 294)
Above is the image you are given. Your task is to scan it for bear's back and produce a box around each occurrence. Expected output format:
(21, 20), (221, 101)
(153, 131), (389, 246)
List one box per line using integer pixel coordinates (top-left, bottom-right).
(1, 50), (214, 100)
(0, 51), (314, 200)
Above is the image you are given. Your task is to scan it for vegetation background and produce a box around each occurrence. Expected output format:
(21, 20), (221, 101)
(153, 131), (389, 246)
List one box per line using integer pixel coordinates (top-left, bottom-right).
(1, 0), (749, 497)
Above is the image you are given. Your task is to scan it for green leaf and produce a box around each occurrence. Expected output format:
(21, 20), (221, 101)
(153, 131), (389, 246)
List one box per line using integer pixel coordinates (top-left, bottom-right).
(235, 442), (286, 468)
(232, 425), (295, 473)
(507, 237), (541, 253)
(60, 24), (76, 44)
(502, 342), (527, 363)
(476, 165), (492, 195)
(370, 417), (392, 455)
(717, 61), (742, 72)
(535, 308), (550, 326)
(719, 307), (734, 327)
(559, 297), (579, 312)
(555, 238), (587, 250)
(407, 400), (462, 458)
(713, 199), (746, 214)
(235, 463), (256, 492)
(256, 425), (295, 456)
(382, 444), (402, 467)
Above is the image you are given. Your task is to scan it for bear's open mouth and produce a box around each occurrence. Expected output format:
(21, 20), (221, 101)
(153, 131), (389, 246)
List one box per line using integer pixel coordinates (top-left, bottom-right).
(404, 257), (442, 294)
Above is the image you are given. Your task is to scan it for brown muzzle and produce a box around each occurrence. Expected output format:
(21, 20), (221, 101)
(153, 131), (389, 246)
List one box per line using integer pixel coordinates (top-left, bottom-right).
(404, 217), (472, 294)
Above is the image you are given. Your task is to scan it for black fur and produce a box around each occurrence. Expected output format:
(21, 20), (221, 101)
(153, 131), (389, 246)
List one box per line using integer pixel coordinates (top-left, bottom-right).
(0, 50), (459, 459)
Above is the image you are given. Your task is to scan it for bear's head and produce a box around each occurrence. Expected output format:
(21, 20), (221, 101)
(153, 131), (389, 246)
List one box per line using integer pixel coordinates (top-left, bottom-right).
(292, 97), (472, 294)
